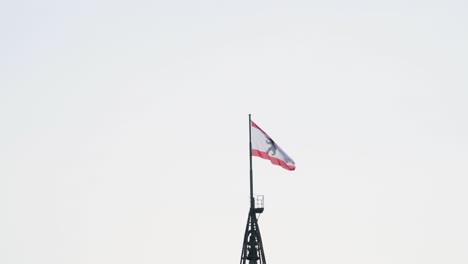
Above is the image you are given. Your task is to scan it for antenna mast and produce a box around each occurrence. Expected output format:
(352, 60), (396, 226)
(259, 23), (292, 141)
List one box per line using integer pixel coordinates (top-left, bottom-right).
(240, 114), (267, 264)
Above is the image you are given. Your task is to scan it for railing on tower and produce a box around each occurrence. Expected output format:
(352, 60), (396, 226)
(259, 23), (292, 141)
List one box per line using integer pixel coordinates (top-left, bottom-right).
(254, 195), (264, 214)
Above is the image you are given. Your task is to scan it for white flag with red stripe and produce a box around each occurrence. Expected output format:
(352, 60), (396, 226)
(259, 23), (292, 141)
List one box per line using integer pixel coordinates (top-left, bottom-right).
(251, 120), (296, 171)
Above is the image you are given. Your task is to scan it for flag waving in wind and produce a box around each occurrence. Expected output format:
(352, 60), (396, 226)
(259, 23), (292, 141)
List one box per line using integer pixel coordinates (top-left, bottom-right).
(251, 120), (296, 171)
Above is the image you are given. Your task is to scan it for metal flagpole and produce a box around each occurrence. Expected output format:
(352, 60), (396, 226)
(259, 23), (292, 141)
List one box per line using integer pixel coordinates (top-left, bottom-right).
(249, 114), (254, 209)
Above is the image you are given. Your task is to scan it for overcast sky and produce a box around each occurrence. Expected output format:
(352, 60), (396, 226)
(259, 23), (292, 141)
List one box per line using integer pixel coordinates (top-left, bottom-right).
(1, 0), (468, 263)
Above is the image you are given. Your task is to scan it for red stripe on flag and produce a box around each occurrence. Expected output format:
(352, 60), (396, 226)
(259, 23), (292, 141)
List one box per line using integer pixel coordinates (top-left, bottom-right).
(251, 121), (269, 137)
(252, 149), (296, 171)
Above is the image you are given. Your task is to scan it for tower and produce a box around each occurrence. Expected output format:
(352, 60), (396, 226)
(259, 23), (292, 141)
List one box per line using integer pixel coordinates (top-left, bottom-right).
(240, 196), (266, 264)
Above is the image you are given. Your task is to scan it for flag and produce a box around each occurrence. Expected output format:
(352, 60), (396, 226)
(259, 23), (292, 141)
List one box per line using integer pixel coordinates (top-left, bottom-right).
(251, 120), (296, 171)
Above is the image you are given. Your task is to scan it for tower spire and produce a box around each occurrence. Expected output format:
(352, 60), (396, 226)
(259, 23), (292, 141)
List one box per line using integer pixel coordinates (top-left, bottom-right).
(240, 115), (267, 264)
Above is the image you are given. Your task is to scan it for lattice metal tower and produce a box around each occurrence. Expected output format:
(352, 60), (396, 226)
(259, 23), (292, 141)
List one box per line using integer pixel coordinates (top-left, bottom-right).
(240, 196), (266, 264)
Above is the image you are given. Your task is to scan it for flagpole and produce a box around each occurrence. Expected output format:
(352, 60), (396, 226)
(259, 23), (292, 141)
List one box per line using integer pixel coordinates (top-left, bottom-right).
(249, 114), (254, 209)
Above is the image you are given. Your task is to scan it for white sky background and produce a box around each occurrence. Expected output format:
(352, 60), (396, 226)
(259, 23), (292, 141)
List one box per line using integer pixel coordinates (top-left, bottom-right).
(1, 0), (468, 263)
